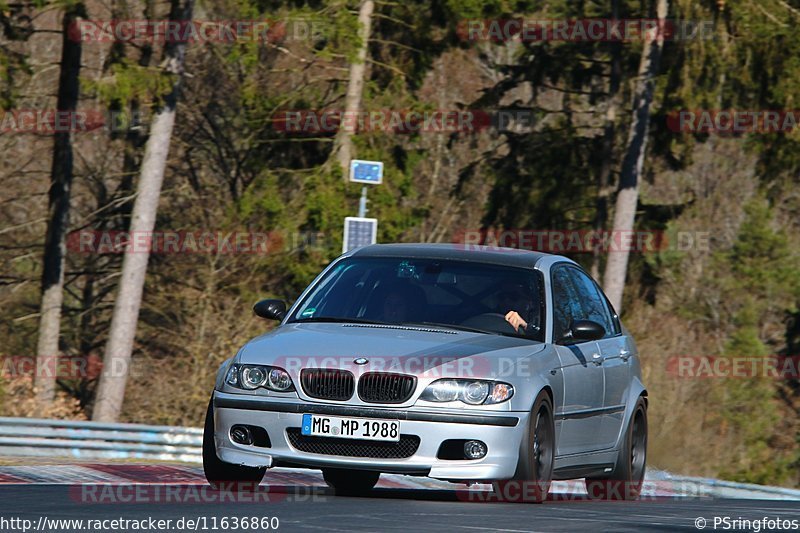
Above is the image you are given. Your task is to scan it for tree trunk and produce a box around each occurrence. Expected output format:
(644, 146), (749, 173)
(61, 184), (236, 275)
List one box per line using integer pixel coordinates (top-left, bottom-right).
(34, 5), (84, 404)
(92, 0), (194, 422)
(602, 0), (668, 314)
(334, 0), (374, 176)
(590, 0), (621, 280)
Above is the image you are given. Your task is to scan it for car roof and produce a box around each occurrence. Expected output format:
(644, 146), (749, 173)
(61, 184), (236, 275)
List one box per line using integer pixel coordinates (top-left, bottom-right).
(348, 243), (565, 269)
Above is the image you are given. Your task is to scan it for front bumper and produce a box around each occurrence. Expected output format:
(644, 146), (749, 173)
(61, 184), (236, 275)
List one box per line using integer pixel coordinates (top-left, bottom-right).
(212, 391), (528, 481)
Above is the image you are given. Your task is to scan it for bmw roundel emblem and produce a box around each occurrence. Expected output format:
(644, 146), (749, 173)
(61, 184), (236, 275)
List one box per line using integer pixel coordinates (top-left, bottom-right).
(354, 357), (369, 365)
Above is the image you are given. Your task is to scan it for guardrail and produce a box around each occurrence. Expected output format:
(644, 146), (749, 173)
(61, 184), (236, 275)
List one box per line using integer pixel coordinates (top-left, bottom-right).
(0, 417), (202, 463)
(0, 417), (798, 500)
(648, 469), (800, 501)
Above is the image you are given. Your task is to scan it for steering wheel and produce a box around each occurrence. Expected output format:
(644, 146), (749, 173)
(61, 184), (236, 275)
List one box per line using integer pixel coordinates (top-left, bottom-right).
(460, 313), (520, 335)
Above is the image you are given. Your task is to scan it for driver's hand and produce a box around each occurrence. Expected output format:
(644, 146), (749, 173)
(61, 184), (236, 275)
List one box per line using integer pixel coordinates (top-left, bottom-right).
(504, 311), (528, 332)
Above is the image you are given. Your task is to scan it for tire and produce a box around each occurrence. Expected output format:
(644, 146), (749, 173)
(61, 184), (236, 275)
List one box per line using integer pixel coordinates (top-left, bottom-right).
(202, 399), (266, 489)
(585, 396), (647, 500)
(492, 391), (555, 504)
(322, 468), (380, 496)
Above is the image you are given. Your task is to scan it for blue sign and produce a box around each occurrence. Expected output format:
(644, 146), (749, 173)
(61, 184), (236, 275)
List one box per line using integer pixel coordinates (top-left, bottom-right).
(349, 160), (383, 184)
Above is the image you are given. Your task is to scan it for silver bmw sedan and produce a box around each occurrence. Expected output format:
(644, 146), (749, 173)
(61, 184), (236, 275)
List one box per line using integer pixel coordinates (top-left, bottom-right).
(203, 244), (648, 503)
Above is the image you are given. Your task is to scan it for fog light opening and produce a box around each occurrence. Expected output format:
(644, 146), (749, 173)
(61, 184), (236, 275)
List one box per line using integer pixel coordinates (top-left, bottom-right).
(230, 425), (254, 445)
(464, 440), (487, 459)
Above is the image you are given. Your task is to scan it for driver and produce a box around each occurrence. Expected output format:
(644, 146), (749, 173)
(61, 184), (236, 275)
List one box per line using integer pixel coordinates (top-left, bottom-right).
(496, 282), (537, 335)
(378, 283), (426, 323)
(382, 289), (411, 323)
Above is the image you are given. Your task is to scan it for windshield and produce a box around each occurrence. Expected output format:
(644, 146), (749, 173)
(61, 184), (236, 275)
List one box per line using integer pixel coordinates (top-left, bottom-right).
(288, 256), (543, 340)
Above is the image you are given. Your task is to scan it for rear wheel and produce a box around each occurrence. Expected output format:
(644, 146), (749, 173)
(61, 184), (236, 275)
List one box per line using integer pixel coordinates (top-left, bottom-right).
(322, 468), (380, 496)
(202, 399), (266, 489)
(585, 396), (647, 500)
(493, 391), (554, 503)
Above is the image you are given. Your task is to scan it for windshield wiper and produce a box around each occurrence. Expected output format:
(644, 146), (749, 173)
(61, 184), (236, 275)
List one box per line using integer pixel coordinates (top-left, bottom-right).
(294, 316), (389, 325)
(399, 321), (499, 336)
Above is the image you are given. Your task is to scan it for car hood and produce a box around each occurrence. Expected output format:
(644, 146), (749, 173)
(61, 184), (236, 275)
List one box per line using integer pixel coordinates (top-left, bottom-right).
(237, 323), (546, 379)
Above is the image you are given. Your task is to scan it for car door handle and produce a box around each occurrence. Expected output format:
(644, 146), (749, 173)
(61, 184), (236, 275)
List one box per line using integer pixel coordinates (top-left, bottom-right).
(591, 353), (603, 366)
(620, 349), (630, 362)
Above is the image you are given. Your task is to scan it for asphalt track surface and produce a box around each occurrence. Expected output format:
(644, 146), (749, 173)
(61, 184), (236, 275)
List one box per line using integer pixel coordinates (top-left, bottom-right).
(1, 483), (800, 532)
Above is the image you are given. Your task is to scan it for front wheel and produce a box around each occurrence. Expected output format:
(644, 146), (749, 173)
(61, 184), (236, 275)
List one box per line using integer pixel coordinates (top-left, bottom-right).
(202, 399), (266, 489)
(493, 391), (555, 503)
(585, 396), (648, 500)
(322, 468), (380, 496)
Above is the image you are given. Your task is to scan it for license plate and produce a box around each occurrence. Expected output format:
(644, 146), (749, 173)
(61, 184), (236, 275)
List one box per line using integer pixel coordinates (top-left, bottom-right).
(301, 414), (400, 442)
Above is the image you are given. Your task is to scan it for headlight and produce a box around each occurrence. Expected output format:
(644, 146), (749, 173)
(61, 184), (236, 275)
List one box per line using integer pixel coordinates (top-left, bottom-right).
(461, 381), (490, 405)
(426, 379), (460, 402)
(241, 366), (267, 389)
(226, 364), (295, 392)
(420, 379), (513, 405)
(267, 368), (293, 392)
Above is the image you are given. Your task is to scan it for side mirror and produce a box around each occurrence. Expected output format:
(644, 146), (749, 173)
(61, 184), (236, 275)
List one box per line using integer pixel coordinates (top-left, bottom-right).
(569, 319), (605, 342)
(253, 299), (287, 321)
